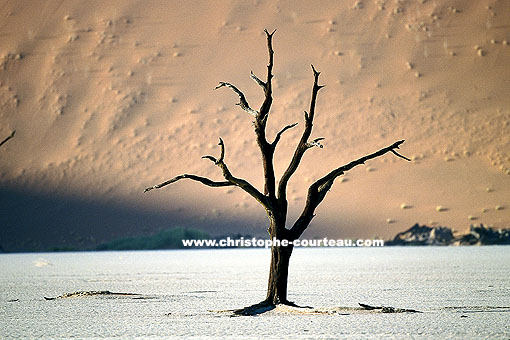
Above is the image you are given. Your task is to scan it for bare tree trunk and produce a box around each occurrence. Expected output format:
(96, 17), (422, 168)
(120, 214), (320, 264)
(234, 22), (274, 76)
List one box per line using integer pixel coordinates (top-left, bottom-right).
(266, 242), (293, 304)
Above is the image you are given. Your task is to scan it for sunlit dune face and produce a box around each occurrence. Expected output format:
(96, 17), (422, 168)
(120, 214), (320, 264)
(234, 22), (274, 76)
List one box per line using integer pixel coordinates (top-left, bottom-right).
(0, 0), (509, 251)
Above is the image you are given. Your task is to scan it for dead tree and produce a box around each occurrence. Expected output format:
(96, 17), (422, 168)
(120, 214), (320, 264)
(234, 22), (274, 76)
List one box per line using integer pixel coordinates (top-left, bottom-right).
(145, 30), (409, 313)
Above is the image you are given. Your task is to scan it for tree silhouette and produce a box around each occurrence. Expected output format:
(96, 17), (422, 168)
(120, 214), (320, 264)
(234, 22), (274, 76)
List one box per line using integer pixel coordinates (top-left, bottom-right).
(145, 30), (409, 314)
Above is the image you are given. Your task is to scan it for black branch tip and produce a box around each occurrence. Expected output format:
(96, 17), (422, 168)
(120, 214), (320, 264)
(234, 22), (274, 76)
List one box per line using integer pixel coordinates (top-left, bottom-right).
(0, 130), (16, 148)
(310, 65), (325, 90)
(202, 155), (217, 163)
(250, 71), (266, 87)
(391, 149), (411, 162)
(311, 64), (320, 76)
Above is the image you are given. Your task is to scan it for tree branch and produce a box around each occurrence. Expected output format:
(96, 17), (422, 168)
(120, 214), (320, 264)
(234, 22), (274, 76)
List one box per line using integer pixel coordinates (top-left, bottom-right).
(250, 71), (265, 88)
(148, 137), (269, 210)
(277, 65), (324, 209)
(144, 174), (233, 193)
(210, 139), (269, 207)
(318, 140), (407, 185)
(272, 122), (298, 147)
(391, 149), (411, 162)
(250, 29), (277, 200)
(202, 138), (226, 164)
(290, 140), (409, 239)
(215, 82), (258, 117)
(0, 130), (15, 148)
(213, 29), (278, 201)
(305, 137), (325, 149)
(258, 29), (276, 123)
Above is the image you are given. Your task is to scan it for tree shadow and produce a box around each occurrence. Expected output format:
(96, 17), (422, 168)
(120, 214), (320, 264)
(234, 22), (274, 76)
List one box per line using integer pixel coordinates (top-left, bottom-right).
(232, 300), (313, 316)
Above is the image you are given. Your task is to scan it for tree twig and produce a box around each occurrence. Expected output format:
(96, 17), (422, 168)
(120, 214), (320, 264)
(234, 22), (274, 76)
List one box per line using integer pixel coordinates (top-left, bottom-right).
(391, 149), (411, 162)
(215, 82), (258, 117)
(250, 71), (265, 88)
(272, 122), (298, 147)
(305, 137), (325, 149)
(0, 130), (15, 148)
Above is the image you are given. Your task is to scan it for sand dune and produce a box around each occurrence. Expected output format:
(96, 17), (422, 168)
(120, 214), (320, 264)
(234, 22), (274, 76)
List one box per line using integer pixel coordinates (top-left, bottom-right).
(1, 0), (509, 249)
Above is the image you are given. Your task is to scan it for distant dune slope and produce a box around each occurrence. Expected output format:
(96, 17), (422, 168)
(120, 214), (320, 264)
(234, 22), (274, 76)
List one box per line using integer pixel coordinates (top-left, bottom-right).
(1, 0), (509, 250)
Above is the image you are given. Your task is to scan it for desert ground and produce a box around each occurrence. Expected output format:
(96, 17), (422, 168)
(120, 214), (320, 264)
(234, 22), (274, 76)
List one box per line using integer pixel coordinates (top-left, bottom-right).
(1, 0), (509, 250)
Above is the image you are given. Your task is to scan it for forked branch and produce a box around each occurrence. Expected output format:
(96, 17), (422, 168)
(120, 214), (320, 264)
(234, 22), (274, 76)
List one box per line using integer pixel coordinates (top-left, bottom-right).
(277, 65), (324, 207)
(213, 29), (278, 200)
(290, 140), (409, 239)
(202, 138), (226, 164)
(145, 138), (269, 209)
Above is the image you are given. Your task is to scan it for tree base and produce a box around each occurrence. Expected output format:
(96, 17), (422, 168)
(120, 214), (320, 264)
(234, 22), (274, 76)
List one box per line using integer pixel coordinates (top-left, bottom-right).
(232, 299), (313, 316)
(229, 301), (421, 316)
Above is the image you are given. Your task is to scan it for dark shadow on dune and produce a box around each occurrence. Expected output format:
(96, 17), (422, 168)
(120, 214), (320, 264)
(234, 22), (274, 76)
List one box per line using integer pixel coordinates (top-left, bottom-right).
(0, 186), (262, 252)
